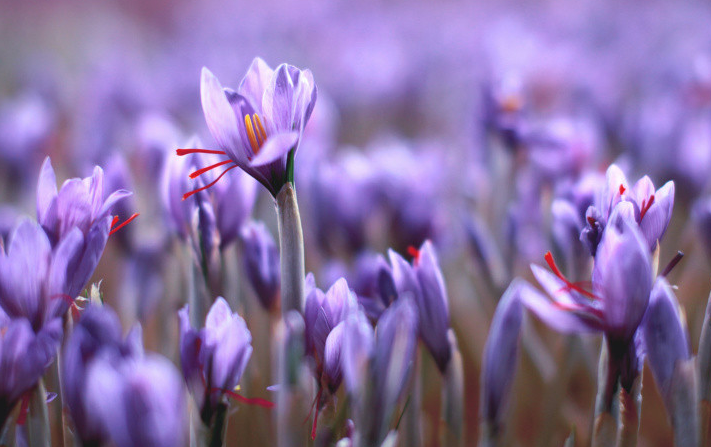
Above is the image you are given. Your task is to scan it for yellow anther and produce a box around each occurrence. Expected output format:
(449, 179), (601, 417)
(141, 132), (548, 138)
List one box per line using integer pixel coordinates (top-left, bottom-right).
(244, 114), (260, 154)
(234, 385), (241, 392)
(254, 114), (268, 143)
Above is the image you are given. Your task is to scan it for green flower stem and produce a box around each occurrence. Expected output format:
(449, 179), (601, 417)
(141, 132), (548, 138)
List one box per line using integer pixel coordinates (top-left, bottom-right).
(276, 183), (305, 316)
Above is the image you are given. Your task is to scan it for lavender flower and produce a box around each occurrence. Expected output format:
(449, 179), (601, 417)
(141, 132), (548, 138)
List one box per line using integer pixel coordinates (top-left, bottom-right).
(178, 297), (253, 424)
(581, 164), (675, 254)
(0, 314), (61, 430)
(36, 157), (134, 297)
(642, 278), (691, 403)
(0, 219), (77, 331)
(178, 58), (317, 197)
(524, 217), (652, 343)
(481, 282), (523, 438)
(389, 241), (451, 373)
(240, 221), (280, 311)
(62, 305), (142, 446)
(304, 276), (357, 391)
(86, 353), (187, 447)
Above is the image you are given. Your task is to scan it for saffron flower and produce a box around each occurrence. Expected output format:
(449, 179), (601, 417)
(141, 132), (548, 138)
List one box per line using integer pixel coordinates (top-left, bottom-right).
(0, 313), (62, 430)
(240, 221), (280, 311)
(0, 219), (77, 332)
(389, 241), (451, 373)
(581, 164), (674, 254)
(63, 305), (143, 446)
(36, 157), (136, 298)
(523, 217), (653, 343)
(179, 297), (266, 425)
(178, 58), (317, 198)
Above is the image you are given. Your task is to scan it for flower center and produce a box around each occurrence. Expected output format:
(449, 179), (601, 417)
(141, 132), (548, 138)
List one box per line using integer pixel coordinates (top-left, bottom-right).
(244, 113), (268, 156)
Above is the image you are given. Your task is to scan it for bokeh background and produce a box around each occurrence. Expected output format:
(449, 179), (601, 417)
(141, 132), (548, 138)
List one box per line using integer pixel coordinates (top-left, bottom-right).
(3, 0), (711, 445)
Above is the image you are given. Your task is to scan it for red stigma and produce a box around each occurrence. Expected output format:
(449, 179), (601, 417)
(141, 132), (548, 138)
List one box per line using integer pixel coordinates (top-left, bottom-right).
(109, 213), (140, 236)
(544, 251), (599, 300)
(640, 194), (655, 221)
(311, 387), (323, 440)
(17, 393), (31, 425)
(587, 216), (596, 226)
(189, 160), (234, 179)
(182, 165), (237, 201)
(407, 246), (420, 263)
(619, 184), (626, 195)
(176, 148), (226, 156)
(218, 388), (275, 409)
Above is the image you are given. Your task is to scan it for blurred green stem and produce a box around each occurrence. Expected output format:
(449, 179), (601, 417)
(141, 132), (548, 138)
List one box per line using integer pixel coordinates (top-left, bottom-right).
(27, 379), (50, 447)
(276, 183), (305, 316)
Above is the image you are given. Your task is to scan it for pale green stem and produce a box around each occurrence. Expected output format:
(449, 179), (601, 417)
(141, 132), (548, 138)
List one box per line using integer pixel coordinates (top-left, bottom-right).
(276, 183), (305, 316)
(27, 379), (50, 447)
(441, 331), (464, 447)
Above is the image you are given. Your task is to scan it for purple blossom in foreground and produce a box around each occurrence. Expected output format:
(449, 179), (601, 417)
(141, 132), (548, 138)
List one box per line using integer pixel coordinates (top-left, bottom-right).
(581, 164), (675, 255)
(179, 297), (253, 423)
(523, 217), (653, 344)
(389, 241), (451, 373)
(0, 219), (76, 331)
(178, 57), (317, 197)
(36, 157), (134, 297)
(86, 353), (186, 447)
(481, 282), (523, 437)
(0, 313), (61, 430)
(241, 221), (280, 311)
(62, 305), (143, 446)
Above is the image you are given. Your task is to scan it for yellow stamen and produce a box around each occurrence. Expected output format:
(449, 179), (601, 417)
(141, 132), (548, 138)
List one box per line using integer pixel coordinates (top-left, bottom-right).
(254, 114), (268, 143)
(234, 385), (241, 392)
(252, 114), (264, 146)
(244, 114), (260, 154)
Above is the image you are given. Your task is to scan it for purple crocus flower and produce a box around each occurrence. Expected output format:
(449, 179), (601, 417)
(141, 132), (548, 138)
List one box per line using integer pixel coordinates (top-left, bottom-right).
(62, 305), (142, 446)
(240, 221), (280, 311)
(36, 157), (134, 298)
(389, 241), (451, 373)
(523, 217), (653, 344)
(177, 57), (317, 197)
(0, 314), (62, 430)
(641, 278), (691, 404)
(0, 219), (77, 331)
(350, 251), (397, 320)
(581, 164), (675, 254)
(692, 197), (711, 261)
(304, 276), (357, 391)
(178, 297), (254, 424)
(86, 353), (187, 447)
(481, 282), (523, 437)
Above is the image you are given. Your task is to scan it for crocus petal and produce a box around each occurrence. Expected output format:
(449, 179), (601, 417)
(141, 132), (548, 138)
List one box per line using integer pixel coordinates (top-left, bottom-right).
(98, 189), (133, 219)
(262, 64), (296, 133)
(631, 176), (656, 205)
(482, 282), (523, 427)
(519, 279), (601, 333)
(65, 216), (111, 298)
(204, 297), (233, 334)
(249, 131), (299, 167)
(238, 57), (274, 109)
(639, 181), (675, 250)
(201, 67), (242, 161)
(642, 278), (690, 398)
(324, 322), (345, 391)
(341, 311), (374, 396)
(36, 157), (58, 226)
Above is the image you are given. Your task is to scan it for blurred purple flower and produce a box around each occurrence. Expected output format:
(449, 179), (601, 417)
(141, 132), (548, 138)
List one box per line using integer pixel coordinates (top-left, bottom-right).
(692, 196), (711, 261)
(641, 278), (691, 401)
(523, 218), (653, 344)
(0, 314), (61, 430)
(36, 157), (135, 297)
(350, 251), (397, 320)
(389, 241), (451, 373)
(304, 276), (357, 391)
(582, 164), (675, 254)
(178, 297), (253, 423)
(86, 353), (186, 447)
(178, 57), (317, 197)
(240, 221), (280, 311)
(63, 305), (142, 446)
(0, 219), (77, 331)
(481, 282), (523, 436)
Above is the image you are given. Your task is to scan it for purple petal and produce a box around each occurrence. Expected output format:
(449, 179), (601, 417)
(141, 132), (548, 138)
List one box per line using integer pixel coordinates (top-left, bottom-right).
(238, 57), (274, 109)
(201, 67), (244, 163)
(36, 157), (57, 226)
(249, 131), (298, 167)
(519, 280), (600, 333)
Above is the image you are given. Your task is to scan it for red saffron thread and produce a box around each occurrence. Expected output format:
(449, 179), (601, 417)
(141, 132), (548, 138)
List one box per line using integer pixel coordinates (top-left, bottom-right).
(639, 195), (655, 221)
(109, 213), (140, 236)
(217, 388), (274, 409)
(182, 165), (238, 201)
(544, 251), (599, 300)
(619, 184), (626, 195)
(189, 160), (234, 179)
(176, 148), (226, 156)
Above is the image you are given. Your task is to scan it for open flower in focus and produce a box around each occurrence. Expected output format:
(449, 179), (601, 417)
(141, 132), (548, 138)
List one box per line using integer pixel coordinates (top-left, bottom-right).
(177, 58), (317, 198)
